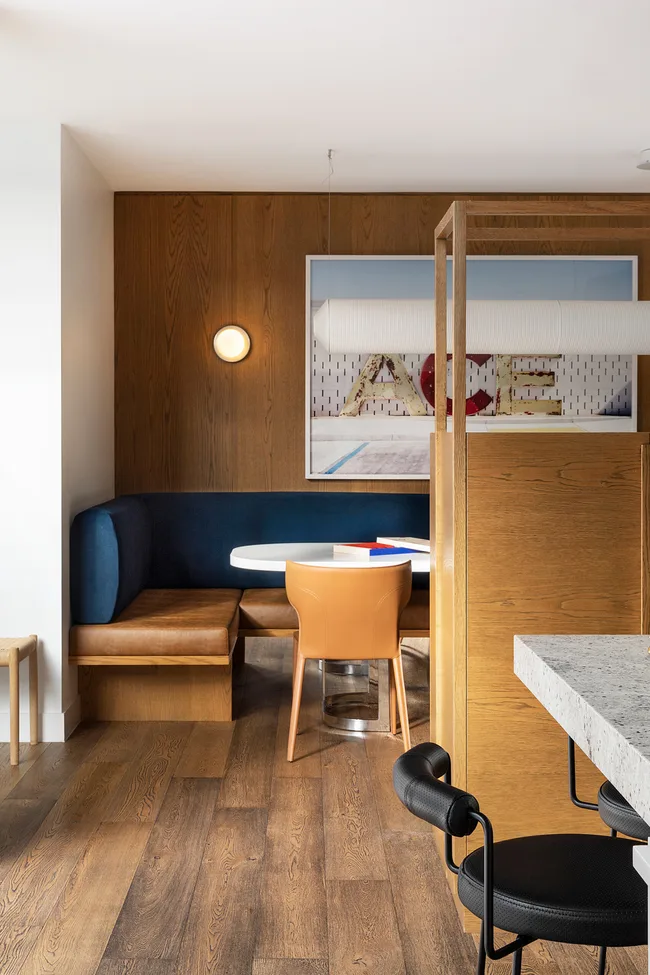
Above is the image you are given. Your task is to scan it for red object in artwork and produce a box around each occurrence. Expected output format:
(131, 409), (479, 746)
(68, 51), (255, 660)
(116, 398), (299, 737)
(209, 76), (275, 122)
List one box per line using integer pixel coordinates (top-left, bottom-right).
(420, 354), (493, 415)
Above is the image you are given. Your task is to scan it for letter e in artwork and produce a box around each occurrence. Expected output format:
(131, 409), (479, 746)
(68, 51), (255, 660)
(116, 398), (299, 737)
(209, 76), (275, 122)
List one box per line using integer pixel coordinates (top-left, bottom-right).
(495, 355), (561, 416)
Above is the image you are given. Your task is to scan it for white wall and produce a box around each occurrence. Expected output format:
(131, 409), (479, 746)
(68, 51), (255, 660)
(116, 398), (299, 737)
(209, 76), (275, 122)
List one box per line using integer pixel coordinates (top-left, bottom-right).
(0, 124), (114, 741)
(60, 128), (114, 718)
(0, 123), (64, 741)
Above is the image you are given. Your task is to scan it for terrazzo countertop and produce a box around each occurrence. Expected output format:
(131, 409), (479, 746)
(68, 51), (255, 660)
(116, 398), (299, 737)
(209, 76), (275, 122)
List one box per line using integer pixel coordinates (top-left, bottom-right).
(514, 634), (650, 826)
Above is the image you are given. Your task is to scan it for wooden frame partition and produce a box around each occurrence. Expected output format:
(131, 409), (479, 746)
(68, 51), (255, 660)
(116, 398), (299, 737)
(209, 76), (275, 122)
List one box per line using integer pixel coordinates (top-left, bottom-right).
(431, 200), (650, 926)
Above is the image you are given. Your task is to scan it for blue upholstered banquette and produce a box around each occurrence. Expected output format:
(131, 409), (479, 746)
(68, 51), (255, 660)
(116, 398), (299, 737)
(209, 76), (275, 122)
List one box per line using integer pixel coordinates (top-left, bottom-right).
(70, 492), (430, 625)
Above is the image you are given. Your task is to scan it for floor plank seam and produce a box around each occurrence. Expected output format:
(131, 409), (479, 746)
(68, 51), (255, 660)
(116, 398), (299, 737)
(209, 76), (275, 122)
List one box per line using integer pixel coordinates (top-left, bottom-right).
(86, 824), (156, 975)
(381, 830), (413, 974)
(252, 769), (282, 964)
(321, 760), (332, 975)
(163, 776), (224, 969)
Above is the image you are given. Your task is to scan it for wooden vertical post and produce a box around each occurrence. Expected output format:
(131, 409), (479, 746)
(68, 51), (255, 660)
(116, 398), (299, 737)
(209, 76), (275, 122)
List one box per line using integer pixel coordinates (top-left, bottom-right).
(434, 238), (448, 432)
(432, 202), (469, 877)
(642, 444), (650, 633)
(451, 201), (468, 794)
(433, 235), (448, 734)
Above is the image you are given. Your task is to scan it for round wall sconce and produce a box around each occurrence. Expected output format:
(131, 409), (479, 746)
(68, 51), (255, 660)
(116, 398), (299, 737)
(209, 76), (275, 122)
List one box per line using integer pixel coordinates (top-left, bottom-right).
(637, 149), (650, 172)
(213, 325), (251, 362)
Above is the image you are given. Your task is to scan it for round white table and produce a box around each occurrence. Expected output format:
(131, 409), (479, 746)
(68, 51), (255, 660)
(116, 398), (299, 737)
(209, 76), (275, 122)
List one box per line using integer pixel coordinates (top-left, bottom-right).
(230, 542), (430, 573)
(230, 541), (430, 734)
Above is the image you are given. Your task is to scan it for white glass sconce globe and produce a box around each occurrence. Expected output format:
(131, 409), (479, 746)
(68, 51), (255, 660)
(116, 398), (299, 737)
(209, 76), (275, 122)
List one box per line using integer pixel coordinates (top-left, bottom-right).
(213, 325), (251, 362)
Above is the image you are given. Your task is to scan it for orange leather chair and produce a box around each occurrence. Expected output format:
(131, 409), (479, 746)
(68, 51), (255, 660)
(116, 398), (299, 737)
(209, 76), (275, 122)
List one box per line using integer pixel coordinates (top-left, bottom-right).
(285, 560), (412, 762)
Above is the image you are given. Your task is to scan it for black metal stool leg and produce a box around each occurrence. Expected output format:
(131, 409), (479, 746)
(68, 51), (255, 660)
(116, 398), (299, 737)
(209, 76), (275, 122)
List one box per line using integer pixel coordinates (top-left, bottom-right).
(610, 828), (617, 838)
(476, 921), (486, 975)
(511, 947), (523, 975)
(598, 945), (607, 975)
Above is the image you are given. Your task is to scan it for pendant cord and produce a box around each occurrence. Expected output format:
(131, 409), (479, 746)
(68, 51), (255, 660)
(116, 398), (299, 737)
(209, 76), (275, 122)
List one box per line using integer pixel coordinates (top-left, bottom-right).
(326, 149), (334, 258)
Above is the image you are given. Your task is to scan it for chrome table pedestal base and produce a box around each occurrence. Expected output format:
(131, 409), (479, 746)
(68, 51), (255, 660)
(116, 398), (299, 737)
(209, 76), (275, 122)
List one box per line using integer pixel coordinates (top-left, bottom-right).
(322, 659), (391, 733)
(318, 660), (366, 678)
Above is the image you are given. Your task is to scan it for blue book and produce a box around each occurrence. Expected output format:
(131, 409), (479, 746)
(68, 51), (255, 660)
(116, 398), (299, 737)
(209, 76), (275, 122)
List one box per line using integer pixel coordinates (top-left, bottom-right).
(368, 546), (420, 557)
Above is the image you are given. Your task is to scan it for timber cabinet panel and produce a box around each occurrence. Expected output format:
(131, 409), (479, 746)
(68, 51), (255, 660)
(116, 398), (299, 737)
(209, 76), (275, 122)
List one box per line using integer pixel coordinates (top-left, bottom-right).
(466, 433), (649, 852)
(79, 665), (233, 722)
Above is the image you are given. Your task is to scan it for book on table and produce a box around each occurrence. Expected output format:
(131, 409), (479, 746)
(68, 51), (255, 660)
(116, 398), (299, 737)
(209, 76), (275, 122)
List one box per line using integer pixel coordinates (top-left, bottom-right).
(375, 536), (430, 553)
(333, 542), (421, 560)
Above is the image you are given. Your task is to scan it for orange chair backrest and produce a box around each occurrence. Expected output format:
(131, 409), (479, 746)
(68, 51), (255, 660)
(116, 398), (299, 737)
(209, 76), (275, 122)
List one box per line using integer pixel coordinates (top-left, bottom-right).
(286, 560), (412, 661)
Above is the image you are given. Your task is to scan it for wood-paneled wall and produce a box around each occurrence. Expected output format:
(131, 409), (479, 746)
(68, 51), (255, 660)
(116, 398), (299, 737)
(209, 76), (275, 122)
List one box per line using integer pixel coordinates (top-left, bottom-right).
(466, 433), (648, 844)
(115, 192), (650, 494)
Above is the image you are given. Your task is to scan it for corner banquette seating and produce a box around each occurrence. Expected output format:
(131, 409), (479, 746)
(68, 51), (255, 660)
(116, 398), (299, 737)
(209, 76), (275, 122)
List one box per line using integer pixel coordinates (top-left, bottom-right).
(70, 492), (429, 722)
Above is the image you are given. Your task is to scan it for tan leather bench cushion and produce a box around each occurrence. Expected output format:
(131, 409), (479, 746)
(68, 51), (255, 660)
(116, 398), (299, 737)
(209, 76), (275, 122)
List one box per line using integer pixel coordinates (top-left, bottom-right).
(239, 588), (298, 629)
(398, 589), (429, 630)
(239, 587), (429, 632)
(71, 589), (241, 657)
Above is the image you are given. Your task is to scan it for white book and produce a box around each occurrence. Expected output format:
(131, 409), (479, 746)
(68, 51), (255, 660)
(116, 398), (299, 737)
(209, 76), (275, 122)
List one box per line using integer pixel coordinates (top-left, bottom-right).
(376, 536), (430, 553)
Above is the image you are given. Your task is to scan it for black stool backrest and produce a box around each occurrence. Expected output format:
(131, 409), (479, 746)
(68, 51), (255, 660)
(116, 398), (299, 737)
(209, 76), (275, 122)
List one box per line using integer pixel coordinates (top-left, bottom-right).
(393, 742), (480, 838)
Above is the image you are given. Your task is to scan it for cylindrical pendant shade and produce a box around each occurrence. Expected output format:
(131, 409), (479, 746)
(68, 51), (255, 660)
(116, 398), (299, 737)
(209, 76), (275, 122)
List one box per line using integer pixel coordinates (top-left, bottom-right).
(313, 298), (650, 354)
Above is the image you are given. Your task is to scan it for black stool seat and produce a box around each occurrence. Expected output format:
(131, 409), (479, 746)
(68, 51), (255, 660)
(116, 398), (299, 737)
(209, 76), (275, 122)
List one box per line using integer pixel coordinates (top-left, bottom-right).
(458, 833), (646, 947)
(598, 781), (650, 840)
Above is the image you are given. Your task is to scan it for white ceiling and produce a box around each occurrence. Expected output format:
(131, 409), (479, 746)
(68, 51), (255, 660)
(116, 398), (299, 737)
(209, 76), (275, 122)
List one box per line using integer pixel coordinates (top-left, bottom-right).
(3, 0), (650, 192)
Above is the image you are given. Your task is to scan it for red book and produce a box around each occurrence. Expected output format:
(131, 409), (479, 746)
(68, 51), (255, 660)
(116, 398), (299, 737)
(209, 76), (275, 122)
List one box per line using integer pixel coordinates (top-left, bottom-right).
(332, 542), (420, 560)
(334, 542), (394, 550)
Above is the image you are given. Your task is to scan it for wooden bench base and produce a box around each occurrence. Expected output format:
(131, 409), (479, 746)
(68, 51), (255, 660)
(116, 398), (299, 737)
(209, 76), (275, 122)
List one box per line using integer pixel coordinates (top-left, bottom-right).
(73, 654), (230, 666)
(238, 628), (429, 640)
(75, 630), (428, 724)
(78, 663), (233, 722)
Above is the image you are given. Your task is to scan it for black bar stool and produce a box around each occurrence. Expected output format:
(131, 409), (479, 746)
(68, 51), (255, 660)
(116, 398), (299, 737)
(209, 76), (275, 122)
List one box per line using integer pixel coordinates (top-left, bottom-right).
(568, 737), (650, 973)
(568, 737), (650, 840)
(393, 742), (647, 974)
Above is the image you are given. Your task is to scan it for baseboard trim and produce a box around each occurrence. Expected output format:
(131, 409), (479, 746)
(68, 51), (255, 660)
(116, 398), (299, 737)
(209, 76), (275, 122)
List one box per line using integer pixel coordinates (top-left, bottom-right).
(63, 694), (82, 739)
(0, 694), (81, 743)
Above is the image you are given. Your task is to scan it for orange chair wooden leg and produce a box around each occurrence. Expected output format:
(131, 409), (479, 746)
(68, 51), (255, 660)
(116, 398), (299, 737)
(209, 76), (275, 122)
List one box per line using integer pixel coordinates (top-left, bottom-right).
(287, 652), (306, 762)
(392, 655), (411, 752)
(389, 662), (398, 735)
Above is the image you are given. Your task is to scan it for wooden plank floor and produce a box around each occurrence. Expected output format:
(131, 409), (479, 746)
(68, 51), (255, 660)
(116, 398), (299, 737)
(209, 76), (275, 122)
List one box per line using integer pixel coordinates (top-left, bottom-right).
(0, 638), (646, 975)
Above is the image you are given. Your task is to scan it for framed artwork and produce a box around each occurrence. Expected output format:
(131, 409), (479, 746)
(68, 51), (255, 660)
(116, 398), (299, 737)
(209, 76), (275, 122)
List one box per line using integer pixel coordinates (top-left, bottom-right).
(305, 255), (638, 480)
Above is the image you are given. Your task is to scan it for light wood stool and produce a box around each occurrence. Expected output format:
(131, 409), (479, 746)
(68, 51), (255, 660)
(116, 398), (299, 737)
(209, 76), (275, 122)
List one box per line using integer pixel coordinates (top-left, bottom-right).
(0, 635), (38, 765)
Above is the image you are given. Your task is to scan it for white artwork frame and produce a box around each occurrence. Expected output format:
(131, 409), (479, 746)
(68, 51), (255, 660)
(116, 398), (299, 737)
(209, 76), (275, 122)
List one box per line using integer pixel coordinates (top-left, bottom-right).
(305, 254), (638, 481)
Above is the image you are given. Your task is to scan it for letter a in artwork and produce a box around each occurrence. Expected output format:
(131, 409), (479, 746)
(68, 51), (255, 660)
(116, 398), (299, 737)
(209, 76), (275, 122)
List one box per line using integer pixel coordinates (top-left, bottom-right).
(340, 353), (426, 416)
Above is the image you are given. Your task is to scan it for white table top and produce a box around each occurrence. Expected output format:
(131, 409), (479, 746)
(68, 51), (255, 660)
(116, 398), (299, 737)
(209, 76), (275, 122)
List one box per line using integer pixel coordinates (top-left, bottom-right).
(514, 634), (650, 826)
(230, 542), (430, 573)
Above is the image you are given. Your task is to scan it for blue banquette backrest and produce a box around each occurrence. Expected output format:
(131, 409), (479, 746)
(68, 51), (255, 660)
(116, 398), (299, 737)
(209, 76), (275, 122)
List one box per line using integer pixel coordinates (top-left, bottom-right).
(70, 492), (430, 624)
